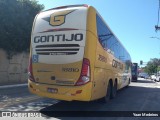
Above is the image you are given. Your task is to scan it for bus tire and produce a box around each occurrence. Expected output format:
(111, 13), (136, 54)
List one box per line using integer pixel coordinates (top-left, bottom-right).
(111, 80), (117, 99)
(100, 81), (111, 103)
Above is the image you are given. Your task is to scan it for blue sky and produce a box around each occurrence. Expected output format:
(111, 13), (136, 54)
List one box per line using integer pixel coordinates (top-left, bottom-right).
(38, 0), (160, 66)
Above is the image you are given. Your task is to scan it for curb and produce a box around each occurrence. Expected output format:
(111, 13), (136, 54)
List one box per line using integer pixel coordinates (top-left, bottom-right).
(0, 83), (28, 89)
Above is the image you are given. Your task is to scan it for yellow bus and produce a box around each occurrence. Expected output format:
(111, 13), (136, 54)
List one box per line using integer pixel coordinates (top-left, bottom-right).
(28, 4), (132, 102)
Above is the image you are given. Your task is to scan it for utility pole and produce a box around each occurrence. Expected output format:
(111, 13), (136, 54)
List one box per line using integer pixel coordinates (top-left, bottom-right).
(155, 25), (160, 32)
(155, 0), (160, 32)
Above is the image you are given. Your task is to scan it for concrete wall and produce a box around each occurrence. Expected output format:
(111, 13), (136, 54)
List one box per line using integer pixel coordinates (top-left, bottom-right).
(0, 49), (29, 85)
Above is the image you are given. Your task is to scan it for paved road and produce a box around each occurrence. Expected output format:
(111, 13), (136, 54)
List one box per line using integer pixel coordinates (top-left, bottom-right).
(0, 78), (160, 120)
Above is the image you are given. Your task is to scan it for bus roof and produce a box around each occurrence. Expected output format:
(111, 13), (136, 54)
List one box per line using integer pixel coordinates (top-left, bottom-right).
(42, 4), (89, 12)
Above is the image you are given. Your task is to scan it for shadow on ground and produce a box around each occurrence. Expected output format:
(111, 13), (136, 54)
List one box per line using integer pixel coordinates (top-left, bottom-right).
(40, 82), (160, 119)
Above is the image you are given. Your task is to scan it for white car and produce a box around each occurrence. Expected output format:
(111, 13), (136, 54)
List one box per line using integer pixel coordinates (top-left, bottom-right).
(155, 75), (160, 82)
(139, 73), (149, 79)
(151, 75), (156, 81)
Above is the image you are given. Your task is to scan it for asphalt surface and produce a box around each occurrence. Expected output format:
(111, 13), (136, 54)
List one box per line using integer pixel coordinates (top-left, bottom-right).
(0, 78), (160, 120)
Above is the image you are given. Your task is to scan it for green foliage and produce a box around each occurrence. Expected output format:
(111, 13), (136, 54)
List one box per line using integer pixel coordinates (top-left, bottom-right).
(144, 58), (160, 75)
(0, 0), (44, 58)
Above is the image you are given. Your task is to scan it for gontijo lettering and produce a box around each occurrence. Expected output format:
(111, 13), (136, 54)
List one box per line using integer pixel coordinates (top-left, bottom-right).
(112, 59), (123, 69)
(34, 33), (83, 43)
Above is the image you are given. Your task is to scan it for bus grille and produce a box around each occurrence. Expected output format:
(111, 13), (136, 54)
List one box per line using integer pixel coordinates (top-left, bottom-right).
(35, 44), (80, 55)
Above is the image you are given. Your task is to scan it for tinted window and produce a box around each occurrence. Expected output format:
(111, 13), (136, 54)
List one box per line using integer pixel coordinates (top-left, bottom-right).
(96, 14), (131, 64)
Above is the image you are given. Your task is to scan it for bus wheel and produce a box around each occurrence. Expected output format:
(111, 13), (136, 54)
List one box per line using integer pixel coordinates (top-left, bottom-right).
(100, 81), (111, 103)
(111, 81), (117, 99)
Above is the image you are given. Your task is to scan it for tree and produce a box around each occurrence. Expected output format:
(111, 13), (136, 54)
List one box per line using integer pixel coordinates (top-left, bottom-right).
(144, 58), (160, 75)
(0, 0), (44, 58)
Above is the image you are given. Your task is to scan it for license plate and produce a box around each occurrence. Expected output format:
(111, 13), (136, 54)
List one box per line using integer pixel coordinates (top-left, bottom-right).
(47, 88), (58, 94)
